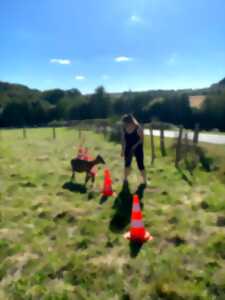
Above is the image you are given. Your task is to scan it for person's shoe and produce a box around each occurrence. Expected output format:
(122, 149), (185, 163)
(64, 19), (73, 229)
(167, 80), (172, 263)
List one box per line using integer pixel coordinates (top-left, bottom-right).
(142, 182), (147, 188)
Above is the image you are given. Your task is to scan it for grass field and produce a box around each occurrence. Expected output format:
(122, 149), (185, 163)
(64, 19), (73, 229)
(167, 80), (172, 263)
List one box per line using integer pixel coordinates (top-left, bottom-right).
(0, 127), (225, 300)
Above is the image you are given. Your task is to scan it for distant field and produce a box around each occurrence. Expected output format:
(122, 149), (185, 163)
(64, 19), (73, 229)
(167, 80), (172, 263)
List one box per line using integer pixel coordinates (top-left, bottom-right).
(189, 95), (206, 108)
(111, 94), (207, 108)
(0, 128), (225, 299)
(110, 93), (207, 108)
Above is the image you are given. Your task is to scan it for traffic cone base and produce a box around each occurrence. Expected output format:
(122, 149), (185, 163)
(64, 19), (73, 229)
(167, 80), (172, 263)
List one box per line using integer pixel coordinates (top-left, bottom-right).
(123, 230), (153, 242)
(124, 194), (154, 243)
(104, 189), (113, 196)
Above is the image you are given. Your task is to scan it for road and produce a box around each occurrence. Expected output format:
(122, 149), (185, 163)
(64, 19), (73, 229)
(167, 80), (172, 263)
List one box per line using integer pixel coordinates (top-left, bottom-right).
(144, 129), (225, 145)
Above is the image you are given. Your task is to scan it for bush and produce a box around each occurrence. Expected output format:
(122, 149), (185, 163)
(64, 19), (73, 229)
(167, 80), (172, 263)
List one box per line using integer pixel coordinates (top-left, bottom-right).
(68, 119), (113, 131)
(108, 122), (121, 143)
(144, 121), (178, 130)
(48, 120), (68, 127)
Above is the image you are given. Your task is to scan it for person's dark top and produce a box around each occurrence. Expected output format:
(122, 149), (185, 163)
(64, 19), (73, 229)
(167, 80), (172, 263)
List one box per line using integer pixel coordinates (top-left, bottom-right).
(124, 126), (141, 148)
(123, 126), (144, 170)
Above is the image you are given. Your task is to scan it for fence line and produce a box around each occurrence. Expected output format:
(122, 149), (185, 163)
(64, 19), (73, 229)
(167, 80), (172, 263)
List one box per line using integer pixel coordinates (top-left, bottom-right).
(0, 123), (206, 174)
(149, 124), (156, 165)
(175, 126), (183, 168)
(160, 126), (166, 157)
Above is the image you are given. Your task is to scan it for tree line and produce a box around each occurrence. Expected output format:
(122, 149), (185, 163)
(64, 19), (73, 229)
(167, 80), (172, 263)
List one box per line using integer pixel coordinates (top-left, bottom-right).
(0, 80), (225, 131)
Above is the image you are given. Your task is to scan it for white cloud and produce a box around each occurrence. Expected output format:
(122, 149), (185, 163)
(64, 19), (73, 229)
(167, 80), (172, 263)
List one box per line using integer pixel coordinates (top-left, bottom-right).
(50, 58), (71, 65)
(102, 74), (110, 80)
(130, 15), (142, 23)
(114, 56), (133, 62)
(167, 53), (178, 66)
(75, 75), (85, 80)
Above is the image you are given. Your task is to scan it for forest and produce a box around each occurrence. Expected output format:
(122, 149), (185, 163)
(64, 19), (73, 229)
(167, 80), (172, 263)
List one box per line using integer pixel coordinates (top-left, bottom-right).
(0, 78), (225, 131)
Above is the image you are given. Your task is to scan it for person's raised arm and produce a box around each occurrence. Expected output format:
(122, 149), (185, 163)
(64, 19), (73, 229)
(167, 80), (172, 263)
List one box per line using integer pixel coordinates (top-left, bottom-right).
(131, 126), (144, 151)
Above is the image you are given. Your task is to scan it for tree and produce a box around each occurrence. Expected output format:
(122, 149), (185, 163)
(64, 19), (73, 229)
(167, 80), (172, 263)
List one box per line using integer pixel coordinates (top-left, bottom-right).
(30, 102), (47, 125)
(89, 86), (111, 118)
(42, 89), (65, 105)
(200, 93), (225, 130)
(145, 94), (193, 128)
(1, 102), (30, 127)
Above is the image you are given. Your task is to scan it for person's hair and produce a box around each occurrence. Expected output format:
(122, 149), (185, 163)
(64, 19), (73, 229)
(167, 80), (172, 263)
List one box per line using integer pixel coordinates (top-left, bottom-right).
(121, 114), (140, 127)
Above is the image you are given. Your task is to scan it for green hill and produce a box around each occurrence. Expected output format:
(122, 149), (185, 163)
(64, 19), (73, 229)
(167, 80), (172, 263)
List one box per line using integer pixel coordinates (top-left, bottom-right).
(1, 79), (225, 131)
(0, 81), (41, 106)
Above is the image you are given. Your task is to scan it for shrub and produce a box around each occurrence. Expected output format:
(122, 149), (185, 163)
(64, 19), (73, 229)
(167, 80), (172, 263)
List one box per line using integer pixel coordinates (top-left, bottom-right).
(108, 122), (121, 143)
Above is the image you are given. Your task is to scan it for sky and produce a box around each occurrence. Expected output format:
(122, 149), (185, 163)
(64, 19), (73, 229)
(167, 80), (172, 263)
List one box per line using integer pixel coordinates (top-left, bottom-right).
(0, 0), (225, 93)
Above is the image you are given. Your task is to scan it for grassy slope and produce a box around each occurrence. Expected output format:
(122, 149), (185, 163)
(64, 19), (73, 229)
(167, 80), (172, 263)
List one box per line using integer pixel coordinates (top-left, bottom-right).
(0, 128), (225, 300)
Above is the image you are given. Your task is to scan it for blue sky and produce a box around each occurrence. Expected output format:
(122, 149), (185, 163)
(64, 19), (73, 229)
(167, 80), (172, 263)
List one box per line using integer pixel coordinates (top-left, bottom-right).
(0, 0), (225, 93)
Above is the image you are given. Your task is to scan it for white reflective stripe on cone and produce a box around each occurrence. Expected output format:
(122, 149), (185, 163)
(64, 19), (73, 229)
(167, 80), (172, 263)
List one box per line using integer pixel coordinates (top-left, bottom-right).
(132, 204), (141, 212)
(131, 220), (144, 228)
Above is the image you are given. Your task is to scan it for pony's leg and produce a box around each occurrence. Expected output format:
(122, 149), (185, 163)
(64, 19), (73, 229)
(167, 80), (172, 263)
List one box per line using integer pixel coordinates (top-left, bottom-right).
(85, 173), (90, 185)
(91, 174), (95, 187)
(71, 171), (75, 181)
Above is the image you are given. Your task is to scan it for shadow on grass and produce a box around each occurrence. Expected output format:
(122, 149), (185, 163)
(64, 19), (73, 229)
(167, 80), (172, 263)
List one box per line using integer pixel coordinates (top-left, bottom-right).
(129, 241), (144, 258)
(109, 182), (146, 233)
(109, 181), (133, 233)
(20, 181), (37, 188)
(177, 167), (193, 186)
(62, 181), (87, 194)
(100, 195), (109, 204)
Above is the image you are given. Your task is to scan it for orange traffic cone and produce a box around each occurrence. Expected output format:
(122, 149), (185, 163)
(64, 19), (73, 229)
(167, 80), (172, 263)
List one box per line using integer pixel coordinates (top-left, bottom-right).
(124, 194), (153, 243)
(102, 169), (113, 196)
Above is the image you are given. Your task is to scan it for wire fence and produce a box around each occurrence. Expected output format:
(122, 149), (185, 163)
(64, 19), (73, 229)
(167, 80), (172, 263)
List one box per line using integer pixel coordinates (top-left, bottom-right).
(0, 122), (201, 173)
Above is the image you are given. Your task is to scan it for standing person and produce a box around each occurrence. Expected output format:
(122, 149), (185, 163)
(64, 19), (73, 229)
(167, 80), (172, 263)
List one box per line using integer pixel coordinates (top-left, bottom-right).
(121, 114), (147, 186)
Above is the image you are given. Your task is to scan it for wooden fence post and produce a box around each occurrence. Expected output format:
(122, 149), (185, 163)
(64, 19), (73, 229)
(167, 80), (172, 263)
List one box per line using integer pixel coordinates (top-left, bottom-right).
(53, 127), (56, 139)
(78, 128), (82, 141)
(150, 123), (156, 165)
(23, 127), (27, 139)
(175, 126), (183, 168)
(193, 124), (201, 170)
(95, 125), (98, 134)
(160, 125), (166, 157)
(103, 126), (107, 140)
(184, 132), (189, 163)
(193, 123), (199, 145)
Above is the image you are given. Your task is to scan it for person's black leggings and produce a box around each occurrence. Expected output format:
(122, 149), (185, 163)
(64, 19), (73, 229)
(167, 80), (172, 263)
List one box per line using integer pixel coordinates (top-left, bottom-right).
(125, 144), (145, 171)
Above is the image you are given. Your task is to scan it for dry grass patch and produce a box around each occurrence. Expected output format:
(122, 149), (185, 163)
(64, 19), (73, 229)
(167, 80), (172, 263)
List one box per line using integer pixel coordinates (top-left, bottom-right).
(189, 95), (206, 108)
